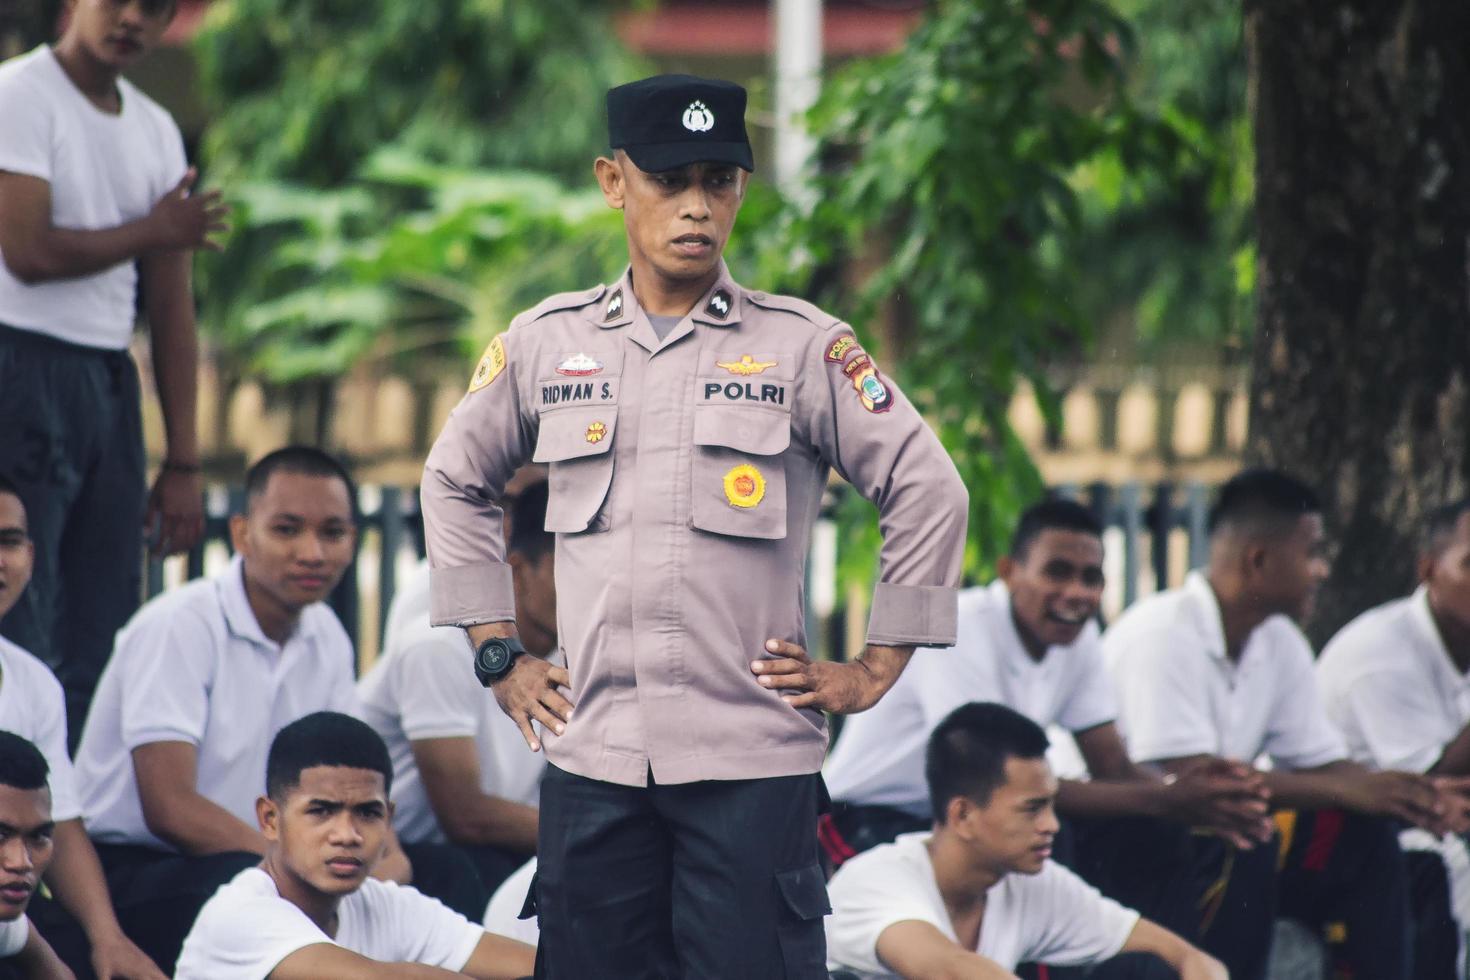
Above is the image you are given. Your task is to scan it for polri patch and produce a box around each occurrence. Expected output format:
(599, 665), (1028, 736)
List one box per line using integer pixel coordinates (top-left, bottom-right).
(706, 290), (732, 320)
(468, 335), (507, 392)
(723, 464), (765, 509)
(716, 355), (777, 377)
(825, 334), (862, 364)
(702, 380), (786, 406)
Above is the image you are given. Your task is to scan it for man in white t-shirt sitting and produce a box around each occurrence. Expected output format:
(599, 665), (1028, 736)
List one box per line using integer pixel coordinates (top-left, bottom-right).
(1317, 497), (1470, 976)
(0, 730), (77, 978)
(1104, 469), (1468, 980)
(71, 447), (361, 973)
(826, 702), (1226, 979)
(0, 473), (163, 978)
(359, 480), (555, 898)
(176, 711), (535, 979)
(0, 0), (230, 744)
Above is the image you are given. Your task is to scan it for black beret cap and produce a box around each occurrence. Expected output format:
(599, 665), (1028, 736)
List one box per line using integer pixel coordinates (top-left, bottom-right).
(607, 74), (755, 173)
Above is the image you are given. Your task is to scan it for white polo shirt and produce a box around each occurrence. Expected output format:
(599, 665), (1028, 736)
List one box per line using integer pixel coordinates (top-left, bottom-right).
(0, 916), (29, 958)
(0, 46), (187, 350)
(357, 562), (549, 845)
(1318, 587), (1470, 773)
(824, 581), (1115, 816)
(75, 557), (357, 848)
(175, 867), (484, 980)
(1102, 571), (1345, 768)
(826, 832), (1138, 977)
(483, 857), (540, 948)
(0, 635), (80, 821)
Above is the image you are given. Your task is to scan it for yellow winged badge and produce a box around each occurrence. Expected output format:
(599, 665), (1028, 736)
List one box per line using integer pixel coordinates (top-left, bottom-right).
(716, 355), (778, 377)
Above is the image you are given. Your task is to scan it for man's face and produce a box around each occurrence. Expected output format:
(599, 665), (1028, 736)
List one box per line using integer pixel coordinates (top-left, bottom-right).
(0, 785), (53, 922)
(1425, 513), (1470, 637)
(230, 472), (356, 615)
(261, 766), (390, 899)
(959, 757), (1059, 877)
(66, 0), (175, 70)
(1252, 513), (1329, 622)
(597, 154), (746, 287)
(0, 494), (33, 623)
(1001, 529), (1104, 652)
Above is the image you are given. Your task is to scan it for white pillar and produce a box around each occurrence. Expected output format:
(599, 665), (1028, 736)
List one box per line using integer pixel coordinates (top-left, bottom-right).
(772, 0), (822, 205)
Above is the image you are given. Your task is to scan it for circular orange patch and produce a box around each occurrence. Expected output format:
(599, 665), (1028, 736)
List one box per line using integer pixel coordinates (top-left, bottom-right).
(723, 464), (765, 508)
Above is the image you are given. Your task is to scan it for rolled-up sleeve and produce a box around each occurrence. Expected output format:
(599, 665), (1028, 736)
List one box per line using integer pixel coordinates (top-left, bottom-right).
(803, 327), (968, 647)
(422, 330), (537, 626)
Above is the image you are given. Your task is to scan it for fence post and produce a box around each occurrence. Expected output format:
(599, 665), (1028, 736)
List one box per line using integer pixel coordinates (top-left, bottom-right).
(1150, 481), (1173, 593)
(1186, 482), (1210, 571)
(1120, 482), (1141, 607)
(379, 486), (403, 640)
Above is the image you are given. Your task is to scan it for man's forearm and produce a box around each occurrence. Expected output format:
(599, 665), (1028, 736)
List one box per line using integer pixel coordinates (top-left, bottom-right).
(1261, 769), (1353, 811)
(854, 644), (915, 698)
(142, 251), (200, 462)
(1430, 723), (1470, 776)
(1055, 777), (1167, 821)
(441, 795), (538, 853)
(13, 218), (160, 283)
(45, 821), (127, 943)
(143, 790), (266, 856)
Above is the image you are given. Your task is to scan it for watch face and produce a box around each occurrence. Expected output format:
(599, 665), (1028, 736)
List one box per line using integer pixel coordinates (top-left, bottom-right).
(476, 639), (512, 676)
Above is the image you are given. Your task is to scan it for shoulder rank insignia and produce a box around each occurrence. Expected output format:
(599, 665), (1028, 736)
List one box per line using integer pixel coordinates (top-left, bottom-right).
(705, 289), (732, 320)
(604, 289), (624, 321)
(468, 335), (507, 393)
(717, 355), (777, 377)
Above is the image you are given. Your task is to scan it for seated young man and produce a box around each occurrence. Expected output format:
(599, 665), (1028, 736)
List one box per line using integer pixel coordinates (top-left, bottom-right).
(0, 730), (78, 978)
(72, 447), (361, 972)
(1317, 496), (1470, 975)
(175, 711), (535, 979)
(0, 475), (163, 978)
(826, 702), (1226, 980)
(1104, 469), (1468, 980)
(358, 480), (556, 896)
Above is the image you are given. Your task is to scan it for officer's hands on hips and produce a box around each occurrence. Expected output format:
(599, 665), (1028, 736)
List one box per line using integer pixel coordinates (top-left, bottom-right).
(751, 640), (913, 714)
(492, 655), (574, 754)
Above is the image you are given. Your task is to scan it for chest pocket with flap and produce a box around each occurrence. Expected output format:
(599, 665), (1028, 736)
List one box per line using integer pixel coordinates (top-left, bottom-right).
(690, 404), (789, 539)
(533, 405), (616, 533)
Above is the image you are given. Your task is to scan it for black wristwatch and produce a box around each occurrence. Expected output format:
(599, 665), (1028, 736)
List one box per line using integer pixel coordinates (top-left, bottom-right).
(473, 635), (527, 687)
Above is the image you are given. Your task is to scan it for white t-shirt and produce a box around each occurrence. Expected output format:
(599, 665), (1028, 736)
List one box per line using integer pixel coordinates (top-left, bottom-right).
(824, 581), (1115, 816)
(826, 832), (1138, 977)
(175, 867), (484, 980)
(0, 915), (30, 958)
(0, 635), (80, 821)
(357, 562), (549, 845)
(0, 46), (187, 350)
(1102, 572), (1345, 768)
(483, 857), (540, 948)
(75, 557), (358, 848)
(1319, 586), (1470, 773)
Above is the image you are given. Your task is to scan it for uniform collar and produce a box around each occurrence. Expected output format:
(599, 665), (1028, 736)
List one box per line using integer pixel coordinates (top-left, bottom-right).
(593, 263), (745, 341)
(220, 555), (317, 651)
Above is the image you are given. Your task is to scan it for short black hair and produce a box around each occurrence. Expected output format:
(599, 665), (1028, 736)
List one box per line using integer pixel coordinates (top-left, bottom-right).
(266, 712), (392, 801)
(508, 481), (552, 561)
(1207, 468), (1321, 536)
(1009, 498), (1103, 560)
(0, 732), (49, 793)
(243, 446), (355, 514)
(1423, 498), (1470, 557)
(926, 702), (1050, 822)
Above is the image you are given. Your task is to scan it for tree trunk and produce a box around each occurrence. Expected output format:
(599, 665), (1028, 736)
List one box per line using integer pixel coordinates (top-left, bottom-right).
(1244, 0), (1470, 647)
(0, 0), (61, 59)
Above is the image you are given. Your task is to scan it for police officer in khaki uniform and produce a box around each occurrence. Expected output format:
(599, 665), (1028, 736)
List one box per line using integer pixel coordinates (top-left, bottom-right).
(422, 74), (968, 979)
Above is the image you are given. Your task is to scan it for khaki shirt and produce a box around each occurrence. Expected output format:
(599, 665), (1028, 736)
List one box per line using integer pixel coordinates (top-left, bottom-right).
(422, 263), (968, 786)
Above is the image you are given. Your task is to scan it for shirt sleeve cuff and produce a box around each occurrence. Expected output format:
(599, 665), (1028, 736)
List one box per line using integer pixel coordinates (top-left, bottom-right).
(429, 563), (516, 627)
(865, 583), (959, 648)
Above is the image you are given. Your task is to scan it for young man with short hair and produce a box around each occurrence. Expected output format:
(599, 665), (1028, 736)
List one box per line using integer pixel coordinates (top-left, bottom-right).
(175, 712), (535, 979)
(1104, 468), (1467, 980)
(1317, 497), (1470, 975)
(358, 481), (555, 896)
(0, 475), (163, 978)
(826, 702), (1226, 979)
(0, 729), (78, 978)
(0, 0), (229, 742)
(72, 447), (360, 972)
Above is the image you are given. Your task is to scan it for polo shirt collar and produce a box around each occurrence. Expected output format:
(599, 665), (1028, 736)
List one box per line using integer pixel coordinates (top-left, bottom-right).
(1182, 570), (1231, 662)
(989, 580), (1044, 674)
(1408, 585), (1470, 686)
(219, 555), (318, 651)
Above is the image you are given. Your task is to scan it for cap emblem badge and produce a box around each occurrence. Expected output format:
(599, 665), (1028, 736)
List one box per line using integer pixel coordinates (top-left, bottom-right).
(682, 100), (715, 133)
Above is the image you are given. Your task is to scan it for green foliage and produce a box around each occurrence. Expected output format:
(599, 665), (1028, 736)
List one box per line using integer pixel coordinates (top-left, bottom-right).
(762, 0), (1188, 580)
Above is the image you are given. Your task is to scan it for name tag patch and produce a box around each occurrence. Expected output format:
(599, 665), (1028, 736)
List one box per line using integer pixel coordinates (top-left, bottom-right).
(541, 379), (617, 406)
(703, 381), (787, 406)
